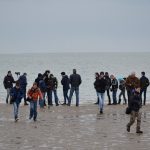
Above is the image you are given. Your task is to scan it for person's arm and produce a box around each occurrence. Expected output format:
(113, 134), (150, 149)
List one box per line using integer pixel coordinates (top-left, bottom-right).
(146, 78), (150, 87)
(79, 75), (82, 85)
(27, 89), (32, 99)
(3, 76), (7, 89)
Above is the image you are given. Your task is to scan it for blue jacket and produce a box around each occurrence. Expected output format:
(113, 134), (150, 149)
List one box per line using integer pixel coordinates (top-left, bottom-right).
(10, 87), (24, 103)
(61, 75), (70, 90)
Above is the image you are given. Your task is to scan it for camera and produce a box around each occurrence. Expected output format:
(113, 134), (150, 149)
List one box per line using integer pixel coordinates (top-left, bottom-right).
(15, 72), (20, 76)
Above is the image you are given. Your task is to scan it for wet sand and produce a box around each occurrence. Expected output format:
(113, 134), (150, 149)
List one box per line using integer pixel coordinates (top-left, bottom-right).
(0, 103), (150, 150)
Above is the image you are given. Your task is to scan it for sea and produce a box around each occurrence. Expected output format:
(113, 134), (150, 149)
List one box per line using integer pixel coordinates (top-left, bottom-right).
(0, 52), (150, 104)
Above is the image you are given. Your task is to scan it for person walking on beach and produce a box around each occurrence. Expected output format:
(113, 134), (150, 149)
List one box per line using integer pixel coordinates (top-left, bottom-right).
(10, 82), (23, 122)
(3, 71), (16, 104)
(94, 73), (100, 105)
(140, 72), (149, 105)
(61, 72), (70, 105)
(110, 75), (118, 105)
(127, 88), (143, 133)
(68, 69), (82, 106)
(105, 72), (112, 105)
(94, 72), (106, 114)
(118, 78), (127, 104)
(125, 72), (140, 106)
(27, 82), (43, 121)
(18, 73), (28, 105)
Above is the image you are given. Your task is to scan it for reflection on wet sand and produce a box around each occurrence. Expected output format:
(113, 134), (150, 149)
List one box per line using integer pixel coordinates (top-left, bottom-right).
(0, 104), (150, 150)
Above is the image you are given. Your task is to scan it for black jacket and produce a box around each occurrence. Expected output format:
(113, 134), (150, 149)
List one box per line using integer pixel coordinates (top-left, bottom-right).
(94, 78), (106, 93)
(70, 73), (82, 87)
(61, 75), (70, 91)
(111, 78), (118, 91)
(140, 76), (149, 89)
(105, 76), (111, 90)
(3, 75), (15, 89)
(129, 94), (141, 112)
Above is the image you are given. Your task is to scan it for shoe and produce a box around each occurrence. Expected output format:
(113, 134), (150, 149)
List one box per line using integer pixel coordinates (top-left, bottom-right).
(48, 105), (50, 109)
(15, 118), (19, 122)
(94, 102), (99, 105)
(76, 104), (79, 107)
(61, 103), (66, 105)
(24, 102), (29, 106)
(67, 103), (71, 106)
(136, 130), (143, 134)
(127, 125), (130, 132)
(100, 110), (103, 114)
(107, 103), (111, 105)
(34, 118), (37, 122)
(56, 104), (59, 106)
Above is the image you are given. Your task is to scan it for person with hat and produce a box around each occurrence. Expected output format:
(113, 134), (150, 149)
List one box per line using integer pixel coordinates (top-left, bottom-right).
(3, 71), (16, 104)
(61, 72), (70, 105)
(10, 81), (23, 122)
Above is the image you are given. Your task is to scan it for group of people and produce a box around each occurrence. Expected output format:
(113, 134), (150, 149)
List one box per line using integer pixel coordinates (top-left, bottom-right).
(3, 69), (82, 122)
(2, 70), (150, 133)
(94, 71), (149, 133)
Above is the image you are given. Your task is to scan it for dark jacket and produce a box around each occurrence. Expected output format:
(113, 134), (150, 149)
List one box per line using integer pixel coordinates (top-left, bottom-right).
(140, 76), (149, 89)
(3, 75), (15, 89)
(94, 78), (106, 93)
(70, 73), (82, 87)
(47, 77), (58, 90)
(119, 80), (126, 91)
(105, 76), (111, 90)
(18, 75), (27, 89)
(129, 93), (141, 112)
(111, 78), (118, 91)
(10, 87), (23, 103)
(61, 75), (70, 91)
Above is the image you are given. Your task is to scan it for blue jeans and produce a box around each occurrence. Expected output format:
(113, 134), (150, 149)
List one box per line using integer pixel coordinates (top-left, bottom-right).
(97, 92), (105, 111)
(112, 90), (117, 104)
(30, 101), (37, 120)
(13, 102), (20, 119)
(68, 87), (79, 106)
(47, 89), (59, 105)
(63, 90), (69, 104)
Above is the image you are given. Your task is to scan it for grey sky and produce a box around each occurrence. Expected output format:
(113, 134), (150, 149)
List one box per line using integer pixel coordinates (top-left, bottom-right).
(0, 0), (150, 53)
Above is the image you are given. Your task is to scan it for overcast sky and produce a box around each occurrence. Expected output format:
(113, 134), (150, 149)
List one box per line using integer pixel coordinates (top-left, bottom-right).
(0, 0), (150, 53)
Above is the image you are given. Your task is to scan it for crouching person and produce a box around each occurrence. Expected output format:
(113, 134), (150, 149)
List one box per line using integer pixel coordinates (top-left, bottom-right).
(27, 82), (43, 122)
(10, 82), (23, 122)
(127, 88), (143, 133)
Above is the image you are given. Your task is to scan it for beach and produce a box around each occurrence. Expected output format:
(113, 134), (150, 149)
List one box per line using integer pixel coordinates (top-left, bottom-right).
(0, 103), (150, 150)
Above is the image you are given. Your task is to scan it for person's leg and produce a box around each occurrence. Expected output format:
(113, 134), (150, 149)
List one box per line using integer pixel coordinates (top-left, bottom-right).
(75, 87), (79, 106)
(112, 90), (117, 104)
(6, 88), (11, 104)
(68, 87), (74, 106)
(140, 89), (144, 105)
(23, 88), (28, 105)
(127, 111), (136, 132)
(143, 88), (147, 105)
(29, 101), (34, 119)
(94, 91), (99, 104)
(53, 89), (59, 106)
(66, 89), (69, 104)
(122, 89), (127, 104)
(136, 111), (142, 133)
(33, 101), (38, 121)
(47, 90), (53, 106)
(118, 91), (122, 104)
(107, 89), (111, 104)
(101, 93), (105, 112)
(98, 93), (103, 113)
(13, 102), (17, 120)
(63, 90), (66, 104)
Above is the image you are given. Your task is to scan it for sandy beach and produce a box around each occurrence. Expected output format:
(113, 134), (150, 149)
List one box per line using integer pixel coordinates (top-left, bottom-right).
(0, 103), (150, 150)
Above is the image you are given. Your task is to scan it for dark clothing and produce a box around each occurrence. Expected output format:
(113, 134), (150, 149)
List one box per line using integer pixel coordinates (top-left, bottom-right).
(111, 78), (118, 90)
(39, 80), (47, 93)
(129, 94), (141, 112)
(140, 76), (149, 105)
(94, 78), (106, 93)
(61, 75), (70, 91)
(10, 87), (23, 104)
(70, 73), (82, 88)
(3, 75), (15, 89)
(63, 90), (69, 104)
(105, 76), (112, 104)
(18, 75), (27, 89)
(140, 76), (149, 89)
(111, 78), (118, 104)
